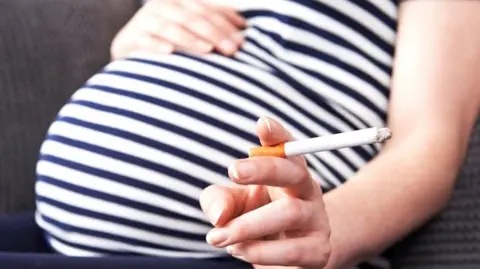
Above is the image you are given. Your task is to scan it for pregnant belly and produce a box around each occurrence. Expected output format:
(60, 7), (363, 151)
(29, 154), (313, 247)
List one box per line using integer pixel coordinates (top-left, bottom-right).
(34, 53), (271, 257)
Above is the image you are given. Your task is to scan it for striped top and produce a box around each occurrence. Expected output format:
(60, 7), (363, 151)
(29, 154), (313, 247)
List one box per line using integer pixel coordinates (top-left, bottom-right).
(35, 1), (398, 268)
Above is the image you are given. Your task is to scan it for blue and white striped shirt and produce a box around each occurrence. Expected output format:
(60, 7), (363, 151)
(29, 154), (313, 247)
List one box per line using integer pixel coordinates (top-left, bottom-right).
(35, 1), (398, 268)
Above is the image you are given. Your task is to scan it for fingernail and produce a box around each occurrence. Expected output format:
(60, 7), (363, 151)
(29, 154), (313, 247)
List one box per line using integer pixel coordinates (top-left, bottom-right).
(209, 200), (224, 225)
(219, 39), (236, 54)
(195, 40), (213, 52)
(234, 161), (256, 181)
(260, 116), (274, 133)
(206, 229), (228, 246)
(226, 246), (241, 257)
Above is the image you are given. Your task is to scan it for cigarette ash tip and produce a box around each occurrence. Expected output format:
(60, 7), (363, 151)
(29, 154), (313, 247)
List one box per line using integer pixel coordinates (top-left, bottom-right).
(376, 128), (392, 143)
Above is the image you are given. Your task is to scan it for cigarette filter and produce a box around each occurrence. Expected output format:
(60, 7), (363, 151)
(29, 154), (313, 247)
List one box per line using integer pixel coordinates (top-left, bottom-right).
(249, 127), (392, 158)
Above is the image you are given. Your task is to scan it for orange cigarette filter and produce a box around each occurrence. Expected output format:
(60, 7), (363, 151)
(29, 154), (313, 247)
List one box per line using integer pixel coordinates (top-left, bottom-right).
(248, 143), (286, 158)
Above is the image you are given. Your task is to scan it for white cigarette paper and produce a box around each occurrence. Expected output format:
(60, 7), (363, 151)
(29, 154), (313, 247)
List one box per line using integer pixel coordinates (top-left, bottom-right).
(285, 127), (392, 157)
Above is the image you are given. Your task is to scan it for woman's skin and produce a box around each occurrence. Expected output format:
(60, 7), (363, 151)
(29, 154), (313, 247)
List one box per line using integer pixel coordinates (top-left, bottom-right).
(112, 0), (480, 268)
(111, 0), (246, 59)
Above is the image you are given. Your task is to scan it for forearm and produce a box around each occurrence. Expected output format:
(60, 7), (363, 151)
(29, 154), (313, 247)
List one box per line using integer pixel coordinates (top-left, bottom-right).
(324, 1), (480, 268)
(323, 130), (469, 269)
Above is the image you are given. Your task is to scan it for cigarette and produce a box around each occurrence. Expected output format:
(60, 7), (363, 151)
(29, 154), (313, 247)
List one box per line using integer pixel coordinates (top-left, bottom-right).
(248, 127), (392, 158)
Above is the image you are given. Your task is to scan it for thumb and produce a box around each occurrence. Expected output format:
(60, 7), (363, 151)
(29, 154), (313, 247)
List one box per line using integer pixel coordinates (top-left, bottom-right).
(256, 116), (294, 146)
(199, 185), (246, 226)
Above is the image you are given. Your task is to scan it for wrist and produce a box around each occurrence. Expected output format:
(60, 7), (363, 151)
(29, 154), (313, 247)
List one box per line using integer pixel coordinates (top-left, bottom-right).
(321, 239), (346, 269)
(321, 191), (379, 269)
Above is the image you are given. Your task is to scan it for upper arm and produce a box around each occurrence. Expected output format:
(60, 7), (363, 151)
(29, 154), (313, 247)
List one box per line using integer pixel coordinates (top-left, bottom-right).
(387, 0), (480, 146)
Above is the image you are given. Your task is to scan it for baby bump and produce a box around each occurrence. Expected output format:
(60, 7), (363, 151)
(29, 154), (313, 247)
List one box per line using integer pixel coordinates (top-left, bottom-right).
(34, 53), (270, 257)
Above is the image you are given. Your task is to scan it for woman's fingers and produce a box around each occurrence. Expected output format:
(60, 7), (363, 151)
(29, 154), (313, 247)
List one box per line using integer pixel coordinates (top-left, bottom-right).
(199, 185), (245, 226)
(225, 236), (331, 267)
(112, 29), (174, 60)
(229, 156), (309, 187)
(206, 198), (313, 248)
(199, 11), (243, 54)
(157, 2), (242, 55)
(184, 1), (245, 34)
(137, 34), (175, 54)
(112, 0), (246, 59)
(144, 15), (214, 53)
(200, 184), (269, 226)
(255, 116), (307, 166)
(196, 0), (247, 28)
(228, 155), (317, 199)
(214, 5), (247, 28)
(256, 116), (294, 147)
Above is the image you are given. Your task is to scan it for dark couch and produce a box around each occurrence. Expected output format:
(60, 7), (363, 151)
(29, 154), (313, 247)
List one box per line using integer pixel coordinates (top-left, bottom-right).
(0, 0), (479, 268)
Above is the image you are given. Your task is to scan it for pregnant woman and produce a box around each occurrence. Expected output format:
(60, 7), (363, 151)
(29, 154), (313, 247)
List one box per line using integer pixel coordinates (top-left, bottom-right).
(34, 0), (480, 268)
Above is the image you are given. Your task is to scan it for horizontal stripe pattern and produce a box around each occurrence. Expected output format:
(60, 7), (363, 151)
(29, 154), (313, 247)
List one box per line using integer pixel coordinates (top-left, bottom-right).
(35, 1), (398, 268)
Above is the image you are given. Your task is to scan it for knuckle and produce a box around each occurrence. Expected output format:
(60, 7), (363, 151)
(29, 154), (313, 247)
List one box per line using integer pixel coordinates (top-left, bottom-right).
(178, 10), (197, 24)
(110, 38), (122, 57)
(190, 16), (216, 33)
(283, 198), (312, 227)
(283, 198), (302, 222)
(110, 30), (134, 59)
(189, 15), (205, 25)
(283, 248), (303, 265)
(265, 158), (279, 177)
(242, 247), (260, 263)
(190, 4), (209, 17)
(307, 233), (332, 267)
(210, 13), (227, 25)
(143, 15), (165, 33)
(286, 197), (303, 213)
(212, 13), (236, 31)
(171, 6), (187, 21)
(110, 49), (119, 60)
(297, 166), (310, 184)
(323, 225), (332, 240)
(312, 244), (332, 267)
(137, 34), (153, 48)
(163, 22), (183, 36)
(320, 227), (332, 243)
(231, 222), (250, 241)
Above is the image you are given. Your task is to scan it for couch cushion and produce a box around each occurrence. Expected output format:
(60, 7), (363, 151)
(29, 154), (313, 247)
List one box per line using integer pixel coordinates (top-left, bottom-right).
(0, 0), (140, 213)
(388, 119), (480, 268)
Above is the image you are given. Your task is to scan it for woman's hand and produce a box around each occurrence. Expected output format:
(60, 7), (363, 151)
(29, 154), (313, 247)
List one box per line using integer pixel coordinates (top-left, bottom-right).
(200, 117), (332, 268)
(111, 0), (246, 60)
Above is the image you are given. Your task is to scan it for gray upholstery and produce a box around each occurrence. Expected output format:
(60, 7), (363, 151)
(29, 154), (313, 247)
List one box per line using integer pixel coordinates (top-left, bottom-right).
(0, 0), (140, 213)
(0, 0), (478, 268)
(388, 120), (480, 269)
